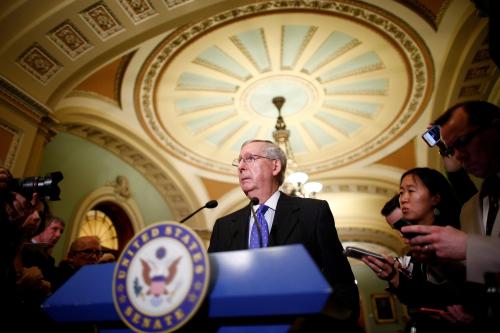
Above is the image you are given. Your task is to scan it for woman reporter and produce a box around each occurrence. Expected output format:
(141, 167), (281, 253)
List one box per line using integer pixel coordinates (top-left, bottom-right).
(363, 168), (475, 332)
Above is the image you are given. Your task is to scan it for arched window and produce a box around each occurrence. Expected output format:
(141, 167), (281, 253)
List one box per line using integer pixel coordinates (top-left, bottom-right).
(78, 209), (119, 250)
(68, 175), (144, 258)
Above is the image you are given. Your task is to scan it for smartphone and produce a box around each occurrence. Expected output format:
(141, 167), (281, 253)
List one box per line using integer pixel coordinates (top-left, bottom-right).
(344, 246), (385, 261)
(393, 219), (420, 239)
(421, 125), (441, 147)
(421, 125), (453, 156)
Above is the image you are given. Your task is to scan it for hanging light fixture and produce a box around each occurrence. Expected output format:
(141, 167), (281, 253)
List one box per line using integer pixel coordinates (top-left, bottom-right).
(271, 96), (323, 198)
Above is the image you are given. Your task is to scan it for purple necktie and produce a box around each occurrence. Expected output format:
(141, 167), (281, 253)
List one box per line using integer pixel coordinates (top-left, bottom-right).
(249, 205), (269, 248)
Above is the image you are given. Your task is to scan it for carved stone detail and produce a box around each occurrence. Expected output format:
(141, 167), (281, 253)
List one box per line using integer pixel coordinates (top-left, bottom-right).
(118, 0), (157, 23)
(48, 20), (93, 59)
(63, 124), (190, 220)
(107, 175), (132, 199)
(16, 44), (62, 83)
(80, 2), (124, 40)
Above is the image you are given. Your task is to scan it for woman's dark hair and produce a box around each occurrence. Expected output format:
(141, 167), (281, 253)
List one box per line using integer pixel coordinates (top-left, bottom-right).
(400, 167), (461, 228)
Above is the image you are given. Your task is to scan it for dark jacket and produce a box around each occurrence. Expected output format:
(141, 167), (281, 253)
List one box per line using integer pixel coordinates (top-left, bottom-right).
(209, 192), (360, 327)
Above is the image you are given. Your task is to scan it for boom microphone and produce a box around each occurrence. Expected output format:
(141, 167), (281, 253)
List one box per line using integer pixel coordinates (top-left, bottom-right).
(179, 200), (218, 223)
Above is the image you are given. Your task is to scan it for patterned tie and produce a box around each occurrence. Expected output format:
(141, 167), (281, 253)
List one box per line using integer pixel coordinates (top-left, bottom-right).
(249, 205), (269, 248)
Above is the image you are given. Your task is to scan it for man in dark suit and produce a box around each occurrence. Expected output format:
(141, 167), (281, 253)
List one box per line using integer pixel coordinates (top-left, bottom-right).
(208, 139), (360, 331)
(23, 215), (65, 286)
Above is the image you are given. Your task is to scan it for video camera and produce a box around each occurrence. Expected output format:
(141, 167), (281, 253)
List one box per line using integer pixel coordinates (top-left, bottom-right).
(6, 171), (63, 201)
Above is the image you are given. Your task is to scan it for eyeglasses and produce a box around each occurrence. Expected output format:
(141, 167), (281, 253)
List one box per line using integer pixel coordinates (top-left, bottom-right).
(75, 249), (102, 256)
(446, 126), (483, 154)
(232, 154), (273, 167)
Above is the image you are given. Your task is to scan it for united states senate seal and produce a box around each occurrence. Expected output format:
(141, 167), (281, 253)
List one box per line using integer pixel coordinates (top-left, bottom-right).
(112, 222), (210, 333)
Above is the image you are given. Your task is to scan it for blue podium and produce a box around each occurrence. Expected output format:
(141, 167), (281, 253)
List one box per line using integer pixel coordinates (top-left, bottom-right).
(43, 244), (331, 333)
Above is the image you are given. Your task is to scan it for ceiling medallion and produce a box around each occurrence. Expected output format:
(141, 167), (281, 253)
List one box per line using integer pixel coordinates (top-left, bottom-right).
(136, 0), (433, 175)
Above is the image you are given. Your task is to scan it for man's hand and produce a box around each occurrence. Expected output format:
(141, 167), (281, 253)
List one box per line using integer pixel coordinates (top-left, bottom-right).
(361, 255), (400, 287)
(4, 192), (33, 223)
(401, 225), (468, 261)
(442, 305), (474, 324)
(442, 155), (463, 173)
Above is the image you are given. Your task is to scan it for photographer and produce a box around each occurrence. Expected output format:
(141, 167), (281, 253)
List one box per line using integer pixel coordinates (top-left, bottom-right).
(1, 167), (35, 308)
(1, 166), (64, 328)
(0, 167), (34, 224)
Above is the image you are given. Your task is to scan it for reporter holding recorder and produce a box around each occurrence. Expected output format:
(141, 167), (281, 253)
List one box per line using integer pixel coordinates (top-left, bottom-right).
(402, 101), (500, 285)
(362, 168), (476, 333)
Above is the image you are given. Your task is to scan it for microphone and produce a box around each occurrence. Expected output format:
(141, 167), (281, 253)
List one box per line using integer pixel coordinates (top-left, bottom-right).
(249, 197), (263, 248)
(179, 200), (218, 223)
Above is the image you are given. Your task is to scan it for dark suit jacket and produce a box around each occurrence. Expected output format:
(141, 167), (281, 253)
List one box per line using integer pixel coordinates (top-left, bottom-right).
(208, 192), (359, 321)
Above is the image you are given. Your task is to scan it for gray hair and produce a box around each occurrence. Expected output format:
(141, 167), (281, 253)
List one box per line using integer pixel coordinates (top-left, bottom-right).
(241, 139), (287, 185)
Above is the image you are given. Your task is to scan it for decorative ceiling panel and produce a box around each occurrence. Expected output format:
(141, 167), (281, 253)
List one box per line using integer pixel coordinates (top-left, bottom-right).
(80, 2), (124, 40)
(16, 44), (62, 84)
(118, 0), (158, 23)
(48, 21), (93, 59)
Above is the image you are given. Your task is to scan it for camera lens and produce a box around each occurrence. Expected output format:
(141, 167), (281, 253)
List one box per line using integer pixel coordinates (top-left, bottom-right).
(8, 171), (63, 201)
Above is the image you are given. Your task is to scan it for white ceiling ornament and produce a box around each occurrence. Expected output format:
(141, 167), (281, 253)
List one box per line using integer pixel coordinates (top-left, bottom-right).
(136, 0), (434, 175)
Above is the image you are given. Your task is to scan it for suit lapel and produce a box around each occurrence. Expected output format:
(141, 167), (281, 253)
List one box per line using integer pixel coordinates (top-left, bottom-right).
(461, 193), (483, 235)
(491, 197), (500, 237)
(230, 207), (251, 250)
(269, 193), (300, 246)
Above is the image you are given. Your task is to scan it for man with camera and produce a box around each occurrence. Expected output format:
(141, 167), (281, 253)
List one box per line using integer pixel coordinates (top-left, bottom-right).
(1, 166), (64, 327)
(0, 167), (33, 223)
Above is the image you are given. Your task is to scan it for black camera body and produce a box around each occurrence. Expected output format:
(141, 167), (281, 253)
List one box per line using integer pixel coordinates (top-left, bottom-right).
(393, 219), (421, 239)
(7, 171), (63, 201)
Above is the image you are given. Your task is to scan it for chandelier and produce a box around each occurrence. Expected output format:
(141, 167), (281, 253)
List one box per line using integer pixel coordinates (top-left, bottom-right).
(271, 96), (323, 198)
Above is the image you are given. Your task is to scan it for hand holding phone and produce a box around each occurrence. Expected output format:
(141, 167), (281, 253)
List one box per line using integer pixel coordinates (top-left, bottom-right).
(421, 125), (453, 157)
(344, 246), (386, 261)
(421, 125), (441, 147)
(393, 219), (421, 239)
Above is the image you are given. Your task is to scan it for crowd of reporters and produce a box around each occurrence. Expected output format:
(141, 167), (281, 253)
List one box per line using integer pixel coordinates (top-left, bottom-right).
(1, 99), (498, 333)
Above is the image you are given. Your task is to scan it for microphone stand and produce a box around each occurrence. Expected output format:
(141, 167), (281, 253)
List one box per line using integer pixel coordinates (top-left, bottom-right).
(179, 200), (218, 223)
(249, 197), (263, 248)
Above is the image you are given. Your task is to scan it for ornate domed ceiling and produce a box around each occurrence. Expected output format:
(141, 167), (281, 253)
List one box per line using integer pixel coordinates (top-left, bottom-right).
(0, 0), (497, 254)
(137, 1), (433, 175)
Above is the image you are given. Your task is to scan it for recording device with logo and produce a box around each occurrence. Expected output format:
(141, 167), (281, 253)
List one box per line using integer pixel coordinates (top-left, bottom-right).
(393, 219), (421, 239)
(421, 125), (453, 157)
(344, 246), (386, 261)
(6, 171), (63, 201)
